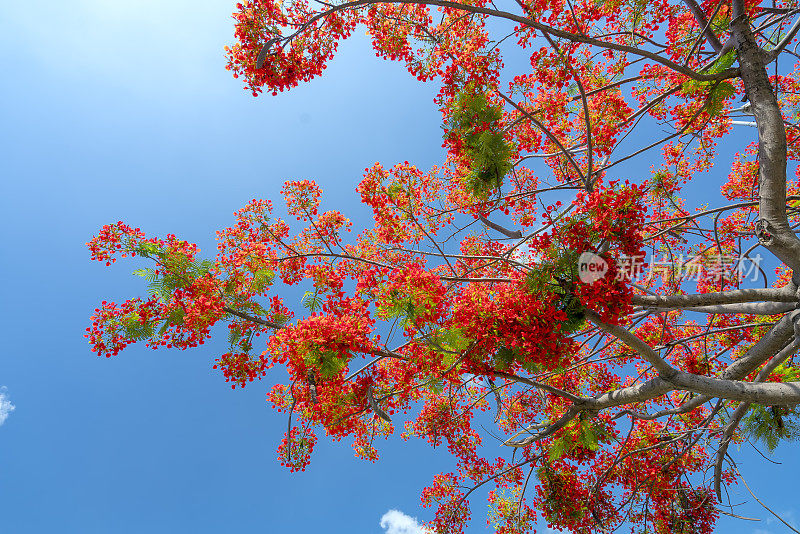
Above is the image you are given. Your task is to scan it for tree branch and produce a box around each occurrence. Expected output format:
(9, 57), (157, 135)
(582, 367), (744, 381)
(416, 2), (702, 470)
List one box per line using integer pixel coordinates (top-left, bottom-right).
(478, 215), (522, 239)
(630, 287), (797, 308)
(666, 371), (800, 404)
(673, 302), (796, 314)
(586, 309), (680, 378)
(270, 0), (740, 82)
(682, 0), (723, 52)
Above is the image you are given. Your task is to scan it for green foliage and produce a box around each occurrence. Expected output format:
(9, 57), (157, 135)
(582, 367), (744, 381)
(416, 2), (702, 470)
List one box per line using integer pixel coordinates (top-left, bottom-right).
(157, 307), (185, 337)
(302, 290), (323, 312)
(386, 181), (409, 202)
(547, 436), (570, 463)
(129, 243), (229, 339)
(536, 466), (587, 523)
(710, 12), (730, 36)
(119, 312), (156, 341)
(707, 82), (735, 116)
(739, 363), (800, 452)
(706, 50), (736, 76)
(305, 349), (348, 379)
(432, 327), (471, 352)
(377, 288), (434, 327)
(192, 259), (215, 277)
(773, 362), (800, 382)
(135, 244), (215, 300)
(490, 343), (542, 373)
(377, 289), (415, 322)
(493, 345), (516, 371)
(553, 287), (586, 335)
(146, 277), (178, 302)
(741, 403), (800, 452)
(682, 51), (736, 116)
(227, 324), (254, 353)
(428, 379), (445, 395)
(135, 242), (162, 258)
(524, 247), (585, 334)
(487, 487), (536, 533)
(228, 324), (244, 347)
(132, 267), (158, 282)
(548, 416), (606, 462)
(426, 327), (471, 371)
(250, 267), (275, 293)
(446, 87), (514, 197)
(524, 247), (579, 292)
(270, 311), (291, 326)
(649, 170), (679, 201)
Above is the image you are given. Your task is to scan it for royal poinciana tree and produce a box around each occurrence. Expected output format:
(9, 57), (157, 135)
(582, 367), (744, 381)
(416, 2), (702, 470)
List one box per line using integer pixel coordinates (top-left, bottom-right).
(87, 0), (800, 532)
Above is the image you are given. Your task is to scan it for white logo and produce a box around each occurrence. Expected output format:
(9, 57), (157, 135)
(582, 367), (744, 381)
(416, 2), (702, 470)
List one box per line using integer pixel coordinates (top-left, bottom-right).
(577, 252), (608, 284)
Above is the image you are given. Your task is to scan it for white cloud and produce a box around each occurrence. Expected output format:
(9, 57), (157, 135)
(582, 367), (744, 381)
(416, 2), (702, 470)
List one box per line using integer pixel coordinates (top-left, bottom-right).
(380, 510), (430, 534)
(0, 387), (15, 426)
(764, 508), (799, 531)
(779, 509), (798, 526)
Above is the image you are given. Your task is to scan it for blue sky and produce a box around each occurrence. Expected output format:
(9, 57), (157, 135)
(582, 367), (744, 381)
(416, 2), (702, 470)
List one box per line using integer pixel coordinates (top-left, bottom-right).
(0, 1), (798, 533)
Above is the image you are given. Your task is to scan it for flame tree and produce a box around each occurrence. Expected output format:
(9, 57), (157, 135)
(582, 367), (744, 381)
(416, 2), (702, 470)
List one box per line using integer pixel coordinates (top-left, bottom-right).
(88, 1), (800, 532)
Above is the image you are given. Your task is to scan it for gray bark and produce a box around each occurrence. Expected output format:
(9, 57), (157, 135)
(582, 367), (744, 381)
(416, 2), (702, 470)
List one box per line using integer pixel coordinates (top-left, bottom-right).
(630, 288), (797, 308)
(732, 15), (800, 276)
(677, 302), (796, 314)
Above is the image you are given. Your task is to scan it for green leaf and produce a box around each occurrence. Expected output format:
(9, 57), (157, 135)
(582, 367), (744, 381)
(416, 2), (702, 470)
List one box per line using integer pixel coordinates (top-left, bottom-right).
(121, 313), (155, 341)
(157, 307), (185, 337)
(742, 404), (800, 452)
(136, 242), (162, 258)
(429, 379), (445, 395)
(132, 268), (158, 282)
(682, 52), (737, 113)
(445, 85), (514, 198)
(578, 424), (599, 451)
(705, 50), (736, 75)
(251, 267), (275, 292)
(302, 291), (322, 312)
(548, 437), (568, 462)
(271, 312), (290, 326)
(228, 325), (243, 347)
(437, 327), (471, 352)
(311, 350), (347, 379)
(190, 259), (214, 278)
(708, 82), (735, 116)
(773, 363), (800, 382)
(493, 345), (516, 371)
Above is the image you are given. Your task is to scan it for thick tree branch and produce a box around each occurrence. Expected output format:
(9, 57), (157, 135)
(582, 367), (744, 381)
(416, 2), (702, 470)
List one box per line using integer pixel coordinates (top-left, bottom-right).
(682, 0), (724, 52)
(666, 371), (800, 404)
(716, 313), (796, 380)
(479, 215), (522, 239)
(732, 15), (800, 276)
(585, 310), (678, 377)
(675, 302), (796, 314)
(630, 287), (797, 308)
(589, 376), (675, 410)
(569, 311), (798, 413)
